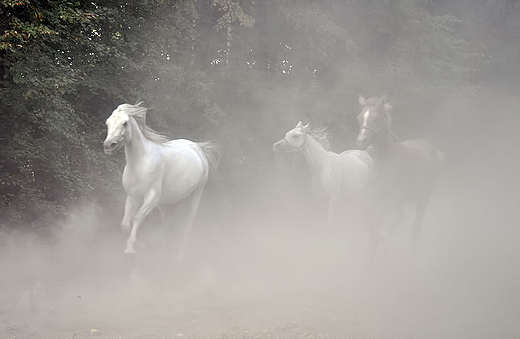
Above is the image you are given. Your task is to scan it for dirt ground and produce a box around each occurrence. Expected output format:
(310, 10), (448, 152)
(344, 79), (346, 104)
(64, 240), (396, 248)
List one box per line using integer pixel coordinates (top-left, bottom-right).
(1, 159), (519, 339)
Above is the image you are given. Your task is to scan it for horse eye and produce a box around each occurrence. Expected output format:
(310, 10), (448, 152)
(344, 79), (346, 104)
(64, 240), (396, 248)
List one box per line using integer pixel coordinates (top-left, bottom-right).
(123, 122), (128, 127)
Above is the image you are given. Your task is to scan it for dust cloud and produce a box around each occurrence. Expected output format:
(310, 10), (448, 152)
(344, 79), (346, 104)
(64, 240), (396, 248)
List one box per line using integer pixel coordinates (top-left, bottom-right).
(1, 87), (519, 338)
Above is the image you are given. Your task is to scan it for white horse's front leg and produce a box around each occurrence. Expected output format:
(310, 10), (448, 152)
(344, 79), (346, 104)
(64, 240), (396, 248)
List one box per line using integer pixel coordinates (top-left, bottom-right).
(121, 196), (140, 233)
(124, 189), (161, 254)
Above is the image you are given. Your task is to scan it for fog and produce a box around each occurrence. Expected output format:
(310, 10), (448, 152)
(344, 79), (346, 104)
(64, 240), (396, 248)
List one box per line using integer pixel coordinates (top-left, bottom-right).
(1, 2), (520, 338)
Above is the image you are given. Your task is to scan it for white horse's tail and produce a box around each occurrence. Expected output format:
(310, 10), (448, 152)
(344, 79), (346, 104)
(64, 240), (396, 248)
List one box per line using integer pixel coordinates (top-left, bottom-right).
(198, 141), (221, 174)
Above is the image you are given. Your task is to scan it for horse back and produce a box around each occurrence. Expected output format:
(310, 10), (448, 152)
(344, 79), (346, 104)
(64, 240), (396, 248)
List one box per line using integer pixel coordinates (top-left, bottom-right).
(146, 139), (210, 203)
(372, 139), (442, 202)
(340, 149), (373, 166)
(399, 139), (444, 172)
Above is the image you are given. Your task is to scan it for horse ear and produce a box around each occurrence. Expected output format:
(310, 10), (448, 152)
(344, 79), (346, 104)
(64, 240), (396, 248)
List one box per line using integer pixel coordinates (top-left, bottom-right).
(358, 95), (366, 106)
(296, 121), (303, 128)
(303, 123), (310, 131)
(380, 94), (392, 111)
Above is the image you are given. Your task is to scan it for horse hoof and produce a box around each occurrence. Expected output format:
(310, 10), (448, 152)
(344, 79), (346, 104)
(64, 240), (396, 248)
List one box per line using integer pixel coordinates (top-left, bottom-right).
(124, 246), (135, 254)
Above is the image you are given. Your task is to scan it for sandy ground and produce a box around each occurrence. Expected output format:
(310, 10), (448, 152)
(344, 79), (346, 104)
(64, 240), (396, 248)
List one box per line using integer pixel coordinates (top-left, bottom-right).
(1, 164), (518, 339)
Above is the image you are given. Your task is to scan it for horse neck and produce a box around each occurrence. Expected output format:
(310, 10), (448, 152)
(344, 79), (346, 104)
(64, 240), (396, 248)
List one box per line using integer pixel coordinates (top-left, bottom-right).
(124, 118), (152, 165)
(302, 134), (330, 175)
(370, 126), (397, 159)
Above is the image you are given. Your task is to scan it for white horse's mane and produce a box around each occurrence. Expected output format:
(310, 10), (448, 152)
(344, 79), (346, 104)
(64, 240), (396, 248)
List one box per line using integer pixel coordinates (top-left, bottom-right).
(307, 127), (331, 151)
(120, 102), (170, 144)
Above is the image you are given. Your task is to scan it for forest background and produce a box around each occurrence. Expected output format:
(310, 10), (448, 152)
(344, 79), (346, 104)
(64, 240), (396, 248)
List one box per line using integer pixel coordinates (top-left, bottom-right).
(1, 0), (519, 229)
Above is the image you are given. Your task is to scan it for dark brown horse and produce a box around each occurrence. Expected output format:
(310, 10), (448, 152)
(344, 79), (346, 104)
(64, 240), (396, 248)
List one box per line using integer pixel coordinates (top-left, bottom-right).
(356, 95), (443, 258)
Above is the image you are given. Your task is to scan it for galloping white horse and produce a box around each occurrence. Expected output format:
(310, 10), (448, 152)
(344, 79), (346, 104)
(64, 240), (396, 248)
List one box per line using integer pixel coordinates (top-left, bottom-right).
(103, 102), (219, 260)
(273, 121), (372, 227)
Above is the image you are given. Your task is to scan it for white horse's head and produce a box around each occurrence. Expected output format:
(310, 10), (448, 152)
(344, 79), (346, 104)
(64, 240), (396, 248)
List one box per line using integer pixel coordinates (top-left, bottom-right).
(103, 104), (136, 155)
(273, 121), (311, 154)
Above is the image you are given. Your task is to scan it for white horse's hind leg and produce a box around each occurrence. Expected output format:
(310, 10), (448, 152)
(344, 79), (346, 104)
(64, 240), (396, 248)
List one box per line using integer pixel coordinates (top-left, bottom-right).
(121, 196), (140, 233)
(124, 188), (161, 254)
(176, 183), (205, 264)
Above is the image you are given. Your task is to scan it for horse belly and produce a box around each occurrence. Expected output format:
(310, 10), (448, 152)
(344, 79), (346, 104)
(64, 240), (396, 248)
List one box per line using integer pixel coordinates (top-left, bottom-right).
(159, 187), (195, 204)
(159, 162), (206, 204)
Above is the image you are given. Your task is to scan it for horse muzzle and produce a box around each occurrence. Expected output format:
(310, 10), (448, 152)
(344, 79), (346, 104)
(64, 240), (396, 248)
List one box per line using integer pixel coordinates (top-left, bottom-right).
(356, 130), (372, 150)
(103, 141), (120, 155)
(273, 140), (288, 154)
(356, 137), (369, 150)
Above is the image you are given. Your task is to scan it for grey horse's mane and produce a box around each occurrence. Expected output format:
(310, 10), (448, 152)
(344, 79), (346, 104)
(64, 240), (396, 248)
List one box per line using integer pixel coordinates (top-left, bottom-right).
(307, 127), (331, 151)
(120, 102), (170, 144)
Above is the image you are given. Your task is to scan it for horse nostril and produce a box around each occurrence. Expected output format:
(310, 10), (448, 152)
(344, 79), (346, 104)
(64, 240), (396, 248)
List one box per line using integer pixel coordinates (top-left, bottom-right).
(110, 142), (117, 148)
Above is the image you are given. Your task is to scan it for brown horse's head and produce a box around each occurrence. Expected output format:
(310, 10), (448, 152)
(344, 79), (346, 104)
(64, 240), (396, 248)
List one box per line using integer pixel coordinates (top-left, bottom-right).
(356, 94), (393, 150)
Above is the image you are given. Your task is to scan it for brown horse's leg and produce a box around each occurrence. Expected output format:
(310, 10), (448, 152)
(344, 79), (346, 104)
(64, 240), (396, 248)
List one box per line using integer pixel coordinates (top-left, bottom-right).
(366, 200), (388, 264)
(366, 209), (377, 265)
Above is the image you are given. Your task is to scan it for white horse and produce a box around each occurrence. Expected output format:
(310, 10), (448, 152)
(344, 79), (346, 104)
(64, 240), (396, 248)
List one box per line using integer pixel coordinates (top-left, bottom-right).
(103, 102), (219, 260)
(273, 121), (372, 227)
